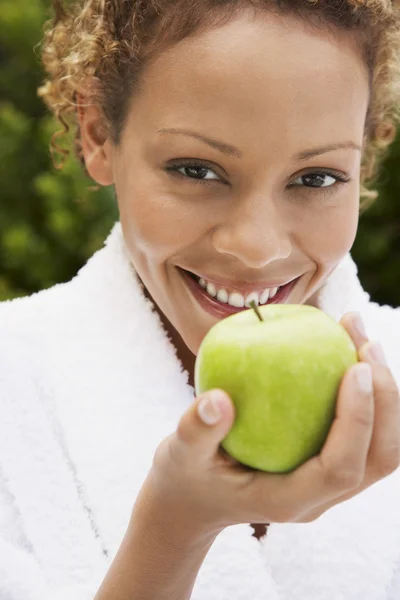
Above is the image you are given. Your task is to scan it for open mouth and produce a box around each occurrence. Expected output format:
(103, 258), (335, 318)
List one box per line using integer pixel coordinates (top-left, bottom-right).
(186, 271), (204, 284)
(179, 267), (299, 318)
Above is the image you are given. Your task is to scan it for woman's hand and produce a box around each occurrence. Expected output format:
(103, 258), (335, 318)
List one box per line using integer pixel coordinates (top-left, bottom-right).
(146, 312), (400, 538)
(293, 311), (400, 522)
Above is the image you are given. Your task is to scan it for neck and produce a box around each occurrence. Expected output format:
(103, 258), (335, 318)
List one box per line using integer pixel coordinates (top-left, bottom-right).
(140, 278), (197, 388)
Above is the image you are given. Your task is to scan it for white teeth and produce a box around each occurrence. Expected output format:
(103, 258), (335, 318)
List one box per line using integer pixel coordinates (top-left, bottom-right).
(217, 288), (229, 303)
(228, 292), (245, 308)
(195, 274), (282, 307)
(206, 282), (217, 297)
(244, 291), (259, 308)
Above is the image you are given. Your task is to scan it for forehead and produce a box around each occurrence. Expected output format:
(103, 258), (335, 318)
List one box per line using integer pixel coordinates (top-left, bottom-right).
(128, 10), (370, 148)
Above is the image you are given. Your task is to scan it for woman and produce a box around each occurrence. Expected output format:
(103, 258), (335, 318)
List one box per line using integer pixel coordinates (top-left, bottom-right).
(1, 0), (400, 598)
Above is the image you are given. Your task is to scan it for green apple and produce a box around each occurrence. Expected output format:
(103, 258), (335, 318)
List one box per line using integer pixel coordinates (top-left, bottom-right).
(194, 303), (358, 473)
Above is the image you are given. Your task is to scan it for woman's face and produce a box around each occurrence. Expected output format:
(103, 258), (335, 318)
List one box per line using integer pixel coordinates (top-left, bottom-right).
(82, 9), (370, 358)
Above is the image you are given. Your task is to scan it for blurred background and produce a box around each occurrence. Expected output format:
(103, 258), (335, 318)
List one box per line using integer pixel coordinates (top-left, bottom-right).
(0, 0), (399, 306)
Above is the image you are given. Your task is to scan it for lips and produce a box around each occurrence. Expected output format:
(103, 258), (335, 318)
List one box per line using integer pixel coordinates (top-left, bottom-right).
(180, 267), (298, 319)
(183, 269), (294, 295)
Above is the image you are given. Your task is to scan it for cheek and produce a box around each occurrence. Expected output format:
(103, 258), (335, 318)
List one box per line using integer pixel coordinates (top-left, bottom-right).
(115, 169), (201, 262)
(300, 200), (360, 265)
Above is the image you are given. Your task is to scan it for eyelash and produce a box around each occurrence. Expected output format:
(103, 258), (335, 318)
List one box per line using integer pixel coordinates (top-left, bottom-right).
(165, 159), (351, 195)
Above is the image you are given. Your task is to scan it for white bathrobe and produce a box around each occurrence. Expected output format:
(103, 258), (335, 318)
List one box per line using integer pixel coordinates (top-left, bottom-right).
(0, 221), (399, 600)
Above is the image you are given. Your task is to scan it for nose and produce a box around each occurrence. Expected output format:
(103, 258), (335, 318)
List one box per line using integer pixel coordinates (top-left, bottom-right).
(211, 195), (292, 269)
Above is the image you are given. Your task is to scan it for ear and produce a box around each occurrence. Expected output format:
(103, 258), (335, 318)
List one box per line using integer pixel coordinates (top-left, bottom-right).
(76, 93), (114, 186)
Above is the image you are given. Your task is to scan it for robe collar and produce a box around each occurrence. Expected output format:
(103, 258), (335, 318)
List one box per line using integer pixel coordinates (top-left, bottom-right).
(1, 222), (399, 598)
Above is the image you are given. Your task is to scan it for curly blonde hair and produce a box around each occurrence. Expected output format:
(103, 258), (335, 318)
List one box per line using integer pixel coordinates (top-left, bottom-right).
(38, 0), (400, 211)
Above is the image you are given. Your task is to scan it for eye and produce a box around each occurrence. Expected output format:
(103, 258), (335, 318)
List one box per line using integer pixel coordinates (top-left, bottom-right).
(166, 160), (224, 185)
(290, 171), (349, 189)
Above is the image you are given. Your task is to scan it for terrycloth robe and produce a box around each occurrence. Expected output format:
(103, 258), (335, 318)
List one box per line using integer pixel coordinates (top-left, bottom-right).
(0, 221), (400, 600)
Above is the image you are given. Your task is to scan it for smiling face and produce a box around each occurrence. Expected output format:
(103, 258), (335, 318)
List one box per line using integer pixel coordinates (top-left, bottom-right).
(79, 8), (370, 373)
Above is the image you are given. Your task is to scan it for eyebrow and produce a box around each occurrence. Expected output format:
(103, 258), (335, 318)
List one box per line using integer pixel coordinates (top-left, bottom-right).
(294, 141), (362, 161)
(158, 128), (243, 158)
(157, 128), (362, 161)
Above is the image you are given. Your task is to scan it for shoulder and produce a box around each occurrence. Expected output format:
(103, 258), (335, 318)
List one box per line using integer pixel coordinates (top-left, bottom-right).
(0, 286), (69, 400)
(0, 272), (82, 361)
(0, 281), (65, 330)
(0, 291), (55, 376)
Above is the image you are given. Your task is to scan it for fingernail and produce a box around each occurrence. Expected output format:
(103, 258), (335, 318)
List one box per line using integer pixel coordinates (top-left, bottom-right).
(355, 362), (373, 395)
(367, 341), (388, 367)
(351, 312), (367, 340)
(198, 391), (224, 425)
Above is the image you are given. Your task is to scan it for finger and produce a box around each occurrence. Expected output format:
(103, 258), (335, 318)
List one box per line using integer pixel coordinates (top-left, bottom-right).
(278, 361), (375, 517)
(312, 361), (374, 492)
(340, 311), (369, 350)
(296, 340), (400, 523)
(358, 340), (400, 477)
(246, 362), (374, 523)
(175, 389), (236, 463)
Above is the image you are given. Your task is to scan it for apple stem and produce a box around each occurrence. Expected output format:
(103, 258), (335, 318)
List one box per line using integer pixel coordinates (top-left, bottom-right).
(250, 300), (264, 322)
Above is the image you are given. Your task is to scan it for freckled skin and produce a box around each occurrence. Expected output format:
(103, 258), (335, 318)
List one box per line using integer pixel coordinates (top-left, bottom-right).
(78, 8), (370, 387)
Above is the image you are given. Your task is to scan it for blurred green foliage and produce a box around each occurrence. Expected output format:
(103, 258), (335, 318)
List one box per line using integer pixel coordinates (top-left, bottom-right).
(352, 143), (400, 308)
(0, 0), (118, 301)
(0, 0), (399, 306)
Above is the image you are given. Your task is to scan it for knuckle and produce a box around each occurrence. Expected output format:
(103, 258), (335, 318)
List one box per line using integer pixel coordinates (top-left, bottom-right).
(254, 479), (297, 523)
(153, 433), (180, 472)
(176, 418), (186, 442)
(153, 436), (170, 468)
(176, 416), (191, 445)
(298, 510), (324, 524)
(374, 451), (400, 478)
(272, 506), (297, 524)
(324, 466), (363, 490)
(352, 410), (374, 429)
(380, 379), (400, 404)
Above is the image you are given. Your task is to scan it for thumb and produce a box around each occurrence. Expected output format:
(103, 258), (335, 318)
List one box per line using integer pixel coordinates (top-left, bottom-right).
(175, 389), (236, 463)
